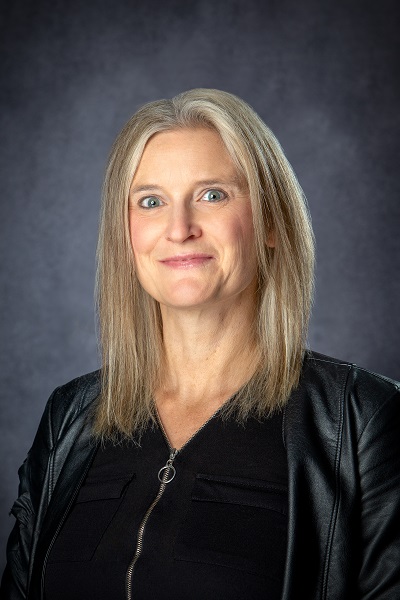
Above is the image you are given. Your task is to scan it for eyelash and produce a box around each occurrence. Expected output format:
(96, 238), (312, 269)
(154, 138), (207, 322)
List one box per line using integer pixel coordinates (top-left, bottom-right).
(138, 188), (228, 209)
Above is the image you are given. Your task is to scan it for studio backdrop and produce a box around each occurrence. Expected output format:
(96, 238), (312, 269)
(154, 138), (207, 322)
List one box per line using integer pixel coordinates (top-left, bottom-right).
(0, 0), (399, 572)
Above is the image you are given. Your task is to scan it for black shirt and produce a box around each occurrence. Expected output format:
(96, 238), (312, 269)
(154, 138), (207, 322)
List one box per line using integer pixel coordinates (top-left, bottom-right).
(45, 410), (288, 599)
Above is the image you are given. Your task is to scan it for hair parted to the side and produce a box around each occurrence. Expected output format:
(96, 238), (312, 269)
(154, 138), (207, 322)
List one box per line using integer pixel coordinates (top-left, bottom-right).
(94, 88), (315, 441)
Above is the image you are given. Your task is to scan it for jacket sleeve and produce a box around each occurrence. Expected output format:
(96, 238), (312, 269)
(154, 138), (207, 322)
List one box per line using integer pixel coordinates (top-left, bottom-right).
(0, 388), (58, 600)
(1, 457), (34, 599)
(357, 386), (400, 598)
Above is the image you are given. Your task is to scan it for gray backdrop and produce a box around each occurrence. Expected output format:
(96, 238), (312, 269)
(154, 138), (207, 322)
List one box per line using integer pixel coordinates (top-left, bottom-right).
(1, 0), (399, 573)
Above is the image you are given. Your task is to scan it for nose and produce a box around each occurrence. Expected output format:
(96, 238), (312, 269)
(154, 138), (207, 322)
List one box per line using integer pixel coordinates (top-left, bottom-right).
(165, 202), (202, 243)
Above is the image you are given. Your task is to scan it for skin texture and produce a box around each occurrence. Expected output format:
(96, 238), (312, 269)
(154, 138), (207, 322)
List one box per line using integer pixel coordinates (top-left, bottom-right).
(128, 127), (261, 447)
(129, 127), (257, 312)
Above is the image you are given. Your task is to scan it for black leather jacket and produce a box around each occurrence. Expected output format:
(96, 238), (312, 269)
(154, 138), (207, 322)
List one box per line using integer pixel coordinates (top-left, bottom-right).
(1, 352), (400, 599)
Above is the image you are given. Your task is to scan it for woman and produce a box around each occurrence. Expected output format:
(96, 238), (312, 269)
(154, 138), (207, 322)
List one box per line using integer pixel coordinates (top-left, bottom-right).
(2, 89), (399, 599)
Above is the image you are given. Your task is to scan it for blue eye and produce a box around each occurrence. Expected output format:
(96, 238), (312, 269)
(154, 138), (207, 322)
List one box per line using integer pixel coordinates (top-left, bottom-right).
(203, 189), (224, 202)
(140, 196), (163, 208)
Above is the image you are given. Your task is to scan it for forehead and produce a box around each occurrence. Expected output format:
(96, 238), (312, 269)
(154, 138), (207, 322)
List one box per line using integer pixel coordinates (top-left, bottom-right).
(143, 126), (226, 153)
(132, 127), (243, 184)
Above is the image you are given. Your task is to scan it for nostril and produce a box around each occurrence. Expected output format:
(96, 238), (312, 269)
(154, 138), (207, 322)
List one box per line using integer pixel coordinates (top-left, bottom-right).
(165, 216), (201, 242)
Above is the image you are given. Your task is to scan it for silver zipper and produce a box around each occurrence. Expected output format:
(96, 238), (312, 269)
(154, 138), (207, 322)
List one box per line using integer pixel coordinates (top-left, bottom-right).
(125, 403), (228, 600)
(125, 447), (178, 600)
(157, 404), (223, 455)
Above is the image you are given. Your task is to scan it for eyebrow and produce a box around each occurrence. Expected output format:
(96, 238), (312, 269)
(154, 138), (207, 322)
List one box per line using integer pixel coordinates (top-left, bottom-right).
(130, 184), (164, 194)
(130, 178), (245, 195)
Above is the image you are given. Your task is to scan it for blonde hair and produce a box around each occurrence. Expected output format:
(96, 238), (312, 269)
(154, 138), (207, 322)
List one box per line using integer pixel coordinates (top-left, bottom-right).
(94, 88), (314, 440)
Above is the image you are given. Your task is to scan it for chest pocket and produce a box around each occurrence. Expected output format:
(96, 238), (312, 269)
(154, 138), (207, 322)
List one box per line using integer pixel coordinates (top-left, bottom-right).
(47, 474), (135, 563)
(174, 473), (288, 580)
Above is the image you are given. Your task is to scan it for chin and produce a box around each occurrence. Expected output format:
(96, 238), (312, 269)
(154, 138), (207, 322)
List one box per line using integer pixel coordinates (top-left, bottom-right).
(154, 281), (216, 308)
(159, 295), (213, 310)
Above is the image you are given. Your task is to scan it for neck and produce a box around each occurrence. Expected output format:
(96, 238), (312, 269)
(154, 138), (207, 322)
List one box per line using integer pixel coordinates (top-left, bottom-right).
(158, 290), (259, 408)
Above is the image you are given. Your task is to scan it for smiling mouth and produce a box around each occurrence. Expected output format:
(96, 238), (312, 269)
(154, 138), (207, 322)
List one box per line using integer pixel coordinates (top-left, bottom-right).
(160, 254), (214, 268)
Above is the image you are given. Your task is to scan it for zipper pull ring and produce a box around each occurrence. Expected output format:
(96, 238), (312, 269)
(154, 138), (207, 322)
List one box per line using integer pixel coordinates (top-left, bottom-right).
(158, 449), (178, 483)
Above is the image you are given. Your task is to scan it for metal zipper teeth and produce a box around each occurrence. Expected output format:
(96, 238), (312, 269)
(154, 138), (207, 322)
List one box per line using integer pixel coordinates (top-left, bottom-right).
(156, 403), (225, 454)
(125, 404), (227, 599)
(125, 449), (178, 600)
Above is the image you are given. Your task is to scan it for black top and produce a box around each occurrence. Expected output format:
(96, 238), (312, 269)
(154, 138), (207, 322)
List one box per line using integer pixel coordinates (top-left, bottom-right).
(45, 409), (288, 599)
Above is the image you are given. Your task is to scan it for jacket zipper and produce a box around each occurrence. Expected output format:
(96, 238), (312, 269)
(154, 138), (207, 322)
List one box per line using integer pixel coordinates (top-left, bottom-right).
(125, 447), (178, 600)
(125, 406), (224, 600)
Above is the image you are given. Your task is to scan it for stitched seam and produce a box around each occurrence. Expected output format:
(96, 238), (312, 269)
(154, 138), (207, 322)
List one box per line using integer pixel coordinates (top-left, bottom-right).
(84, 474), (135, 484)
(174, 553), (278, 581)
(48, 388), (59, 498)
(321, 364), (350, 599)
(308, 357), (349, 366)
(191, 496), (286, 513)
(353, 366), (400, 389)
(174, 555), (277, 579)
(196, 476), (286, 492)
(357, 388), (400, 444)
(282, 404), (287, 450)
(76, 378), (95, 415)
(309, 358), (399, 392)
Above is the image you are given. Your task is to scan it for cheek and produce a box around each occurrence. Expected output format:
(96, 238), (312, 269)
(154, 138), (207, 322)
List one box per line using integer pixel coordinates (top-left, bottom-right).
(129, 220), (141, 255)
(222, 209), (255, 252)
(230, 212), (257, 272)
(241, 206), (256, 250)
(128, 215), (154, 257)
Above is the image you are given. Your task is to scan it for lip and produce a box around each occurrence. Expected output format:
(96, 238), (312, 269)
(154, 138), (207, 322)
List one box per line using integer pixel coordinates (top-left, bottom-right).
(159, 253), (214, 269)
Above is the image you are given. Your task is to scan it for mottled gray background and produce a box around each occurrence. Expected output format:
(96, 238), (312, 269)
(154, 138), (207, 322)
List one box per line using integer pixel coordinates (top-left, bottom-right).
(0, 0), (399, 572)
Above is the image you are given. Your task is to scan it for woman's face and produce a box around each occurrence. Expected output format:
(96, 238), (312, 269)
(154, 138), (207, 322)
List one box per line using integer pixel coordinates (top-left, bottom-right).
(128, 127), (258, 311)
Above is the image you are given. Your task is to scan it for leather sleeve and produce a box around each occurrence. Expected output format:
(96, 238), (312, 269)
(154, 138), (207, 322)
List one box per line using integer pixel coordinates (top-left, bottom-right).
(1, 371), (100, 599)
(0, 457), (32, 599)
(357, 387), (400, 598)
(0, 388), (58, 600)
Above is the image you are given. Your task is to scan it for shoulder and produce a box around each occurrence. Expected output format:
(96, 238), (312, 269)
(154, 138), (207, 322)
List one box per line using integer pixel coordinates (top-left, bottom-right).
(303, 350), (399, 397)
(284, 353), (400, 598)
(284, 350), (400, 469)
(40, 370), (101, 448)
(297, 350), (400, 432)
(26, 370), (101, 497)
(50, 369), (101, 412)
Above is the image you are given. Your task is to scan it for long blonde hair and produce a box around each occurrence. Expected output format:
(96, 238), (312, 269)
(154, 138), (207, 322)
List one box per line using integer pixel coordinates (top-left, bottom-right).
(94, 88), (314, 440)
